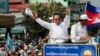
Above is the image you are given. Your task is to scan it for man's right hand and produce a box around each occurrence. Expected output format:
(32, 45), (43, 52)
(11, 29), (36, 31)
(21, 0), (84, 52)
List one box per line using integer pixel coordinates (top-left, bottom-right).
(80, 36), (90, 41)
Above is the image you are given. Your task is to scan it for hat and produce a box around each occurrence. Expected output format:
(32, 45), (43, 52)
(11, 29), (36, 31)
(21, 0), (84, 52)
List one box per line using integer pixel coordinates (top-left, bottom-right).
(80, 14), (89, 20)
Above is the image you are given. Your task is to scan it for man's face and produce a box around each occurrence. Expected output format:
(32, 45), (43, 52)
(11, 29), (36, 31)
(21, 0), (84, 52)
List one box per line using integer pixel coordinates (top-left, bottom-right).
(80, 19), (88, 26)
(53, 15), (61, 25)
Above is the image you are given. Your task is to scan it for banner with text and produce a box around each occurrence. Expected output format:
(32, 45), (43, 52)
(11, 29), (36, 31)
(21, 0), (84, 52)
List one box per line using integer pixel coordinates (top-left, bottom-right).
(44, 44), (96, 56)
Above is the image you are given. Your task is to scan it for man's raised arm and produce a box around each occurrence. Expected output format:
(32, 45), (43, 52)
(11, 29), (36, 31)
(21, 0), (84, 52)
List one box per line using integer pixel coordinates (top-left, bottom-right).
(61, 7), (71, 28)
(31, 11), (50, 30)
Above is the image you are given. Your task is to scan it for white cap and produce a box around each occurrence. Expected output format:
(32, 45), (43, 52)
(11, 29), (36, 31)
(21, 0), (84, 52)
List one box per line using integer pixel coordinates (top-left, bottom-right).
(80, 14), (89, 20)
(49, 16), (53, 20)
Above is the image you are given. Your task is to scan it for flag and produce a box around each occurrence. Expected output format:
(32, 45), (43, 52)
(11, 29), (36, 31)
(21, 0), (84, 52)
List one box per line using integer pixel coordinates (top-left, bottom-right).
(6, 33), (14, 52)
(25, 7), (33, 17)
(86, 3), (100, 28)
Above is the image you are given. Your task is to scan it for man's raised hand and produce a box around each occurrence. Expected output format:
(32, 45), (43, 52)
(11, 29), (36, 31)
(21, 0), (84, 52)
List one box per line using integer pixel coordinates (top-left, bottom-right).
(65, 7), (71, 15)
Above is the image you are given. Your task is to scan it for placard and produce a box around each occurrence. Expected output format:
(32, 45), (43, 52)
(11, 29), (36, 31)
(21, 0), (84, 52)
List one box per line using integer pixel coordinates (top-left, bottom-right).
(44, 44), (96, 56)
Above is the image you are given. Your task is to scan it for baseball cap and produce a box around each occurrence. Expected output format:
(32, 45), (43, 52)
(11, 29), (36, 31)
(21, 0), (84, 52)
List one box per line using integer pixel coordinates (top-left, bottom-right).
(80, 14), (89, 20)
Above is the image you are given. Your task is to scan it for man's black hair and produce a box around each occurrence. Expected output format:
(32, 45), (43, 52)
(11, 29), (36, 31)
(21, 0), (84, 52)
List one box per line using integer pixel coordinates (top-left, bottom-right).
(79, 19), (88, 21)
(53, 13), (62, 19)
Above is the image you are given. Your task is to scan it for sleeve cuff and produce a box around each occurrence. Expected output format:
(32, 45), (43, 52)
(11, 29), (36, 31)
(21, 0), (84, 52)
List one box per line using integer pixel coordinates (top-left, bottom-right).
(35, 18), (41, 21)
(72, 37), (80, 42)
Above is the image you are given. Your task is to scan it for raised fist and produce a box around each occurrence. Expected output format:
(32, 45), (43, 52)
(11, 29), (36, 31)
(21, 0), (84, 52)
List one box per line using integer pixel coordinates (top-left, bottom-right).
(65, 7), (71, 15)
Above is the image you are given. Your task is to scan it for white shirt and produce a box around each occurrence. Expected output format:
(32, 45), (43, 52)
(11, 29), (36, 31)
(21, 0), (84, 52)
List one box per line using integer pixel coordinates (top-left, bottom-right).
(35, 15), (70, 40)
(71, 22), (88, 42)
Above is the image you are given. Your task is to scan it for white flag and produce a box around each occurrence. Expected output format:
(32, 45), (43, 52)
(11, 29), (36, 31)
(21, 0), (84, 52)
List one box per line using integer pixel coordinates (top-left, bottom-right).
(25, 7), (33, 17)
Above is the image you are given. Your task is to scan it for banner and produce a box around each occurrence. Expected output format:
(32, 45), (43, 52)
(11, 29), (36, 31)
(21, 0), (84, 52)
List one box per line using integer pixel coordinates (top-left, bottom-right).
(44, 44), (96, 56)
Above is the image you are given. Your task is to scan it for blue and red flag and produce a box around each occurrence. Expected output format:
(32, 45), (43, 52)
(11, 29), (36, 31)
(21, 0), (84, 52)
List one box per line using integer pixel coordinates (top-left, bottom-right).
(86, 3), (100, 28)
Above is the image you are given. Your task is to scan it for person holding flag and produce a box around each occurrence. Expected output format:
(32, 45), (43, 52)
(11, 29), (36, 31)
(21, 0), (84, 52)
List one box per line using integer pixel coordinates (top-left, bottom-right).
(71, 14), (90, 43)
(85, 3), (100, 44)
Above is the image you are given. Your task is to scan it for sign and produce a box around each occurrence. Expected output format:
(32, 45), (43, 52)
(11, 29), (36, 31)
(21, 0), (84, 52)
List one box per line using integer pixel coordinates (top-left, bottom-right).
(44, 44), (96, 56)
(9, 0), (25, 12)
(0, 0), (9, 13)
(0, 15), (15, 28)
(9, 5), (25, 12)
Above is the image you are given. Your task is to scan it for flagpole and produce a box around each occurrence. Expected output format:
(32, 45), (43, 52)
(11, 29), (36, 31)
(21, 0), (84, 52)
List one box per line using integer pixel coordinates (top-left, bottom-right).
(84, 1), (88, 13)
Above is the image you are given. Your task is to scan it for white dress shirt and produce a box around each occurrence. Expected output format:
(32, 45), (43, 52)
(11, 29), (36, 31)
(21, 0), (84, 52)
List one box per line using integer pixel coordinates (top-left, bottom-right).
(35, 15), (70, 44)
(71, 22), (88, 42)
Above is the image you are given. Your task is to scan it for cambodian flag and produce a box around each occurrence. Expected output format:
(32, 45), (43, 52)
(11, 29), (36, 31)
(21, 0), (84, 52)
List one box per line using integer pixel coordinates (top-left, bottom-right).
(86, 3), (100, 28)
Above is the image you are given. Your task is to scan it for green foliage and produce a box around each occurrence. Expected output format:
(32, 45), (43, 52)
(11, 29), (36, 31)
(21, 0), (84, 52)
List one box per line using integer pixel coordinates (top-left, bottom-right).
(23, 2), (66, 39)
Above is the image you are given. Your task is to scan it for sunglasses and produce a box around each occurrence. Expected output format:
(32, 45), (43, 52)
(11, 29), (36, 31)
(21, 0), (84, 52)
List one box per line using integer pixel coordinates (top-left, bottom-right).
(79, 19), (88, 21)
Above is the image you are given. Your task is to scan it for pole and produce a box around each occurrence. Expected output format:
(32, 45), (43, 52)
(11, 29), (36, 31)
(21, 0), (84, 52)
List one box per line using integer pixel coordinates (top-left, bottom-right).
(84, 1), (89, 13)
(84, 2), (87, 13)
